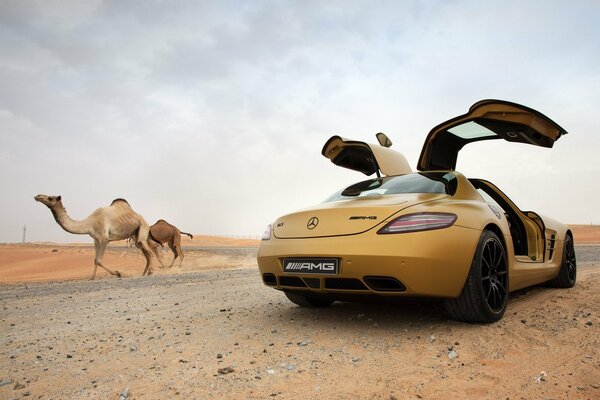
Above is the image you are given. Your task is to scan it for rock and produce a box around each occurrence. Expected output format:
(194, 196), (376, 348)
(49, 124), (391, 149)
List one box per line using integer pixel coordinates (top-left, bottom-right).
(13, 381), (25, 390)
(119, 386), (130, 400)
(266, 368), (275, 375)
(0, 379), (13, 387)
(216, 353), (223, 359)
(448, 350), (458, 360)
(585, 320), (593, 326)
(297, 340), (311, 346)
(429, 334), (436, 343)
(217, 366), (235, 375)
(535, 371), (547, 384)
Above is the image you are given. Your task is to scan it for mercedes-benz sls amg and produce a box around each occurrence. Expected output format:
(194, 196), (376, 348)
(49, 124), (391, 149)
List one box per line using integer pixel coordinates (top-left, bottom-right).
(257, 100), (576, 323)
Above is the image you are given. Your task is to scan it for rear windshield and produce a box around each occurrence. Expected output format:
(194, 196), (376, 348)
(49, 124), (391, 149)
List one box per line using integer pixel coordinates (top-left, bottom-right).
(325, 172), (458, 202)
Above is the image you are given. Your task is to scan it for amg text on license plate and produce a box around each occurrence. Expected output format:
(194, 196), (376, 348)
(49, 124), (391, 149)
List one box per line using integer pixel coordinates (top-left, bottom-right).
(283, 258), (339, 274)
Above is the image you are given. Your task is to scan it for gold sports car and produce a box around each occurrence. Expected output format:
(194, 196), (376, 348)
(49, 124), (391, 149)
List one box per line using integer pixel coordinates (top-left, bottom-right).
(257, 100), (576, 323)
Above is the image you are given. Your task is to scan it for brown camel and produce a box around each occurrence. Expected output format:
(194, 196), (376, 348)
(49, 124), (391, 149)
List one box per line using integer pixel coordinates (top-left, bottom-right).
(34, 195), (156, 279)
(144, 219), (193, 268)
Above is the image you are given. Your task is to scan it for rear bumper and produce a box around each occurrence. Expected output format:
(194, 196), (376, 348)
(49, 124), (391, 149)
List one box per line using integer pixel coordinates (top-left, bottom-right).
(257, 225), (481, 298)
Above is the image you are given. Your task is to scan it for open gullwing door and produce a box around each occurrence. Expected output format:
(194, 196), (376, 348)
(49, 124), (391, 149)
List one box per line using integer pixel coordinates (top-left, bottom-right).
(321, 135), (412, 177)
(417, 99), (568, 171)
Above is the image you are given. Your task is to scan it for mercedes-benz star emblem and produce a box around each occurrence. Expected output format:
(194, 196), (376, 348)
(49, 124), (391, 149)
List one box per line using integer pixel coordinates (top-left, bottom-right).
(307, 217), (319, 230)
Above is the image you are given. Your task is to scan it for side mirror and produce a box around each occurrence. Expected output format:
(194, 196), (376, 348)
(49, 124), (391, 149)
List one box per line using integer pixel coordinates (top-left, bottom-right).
(376, 132), (392, 148)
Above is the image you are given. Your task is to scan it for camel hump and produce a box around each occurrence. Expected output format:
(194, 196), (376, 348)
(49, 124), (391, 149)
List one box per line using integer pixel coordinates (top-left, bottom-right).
(111, 198), (130, 206)
(152, 219), (171, 228)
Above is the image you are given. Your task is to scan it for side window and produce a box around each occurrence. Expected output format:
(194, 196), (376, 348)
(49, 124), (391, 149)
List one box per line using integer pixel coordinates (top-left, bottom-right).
(476, 188), (505, 213)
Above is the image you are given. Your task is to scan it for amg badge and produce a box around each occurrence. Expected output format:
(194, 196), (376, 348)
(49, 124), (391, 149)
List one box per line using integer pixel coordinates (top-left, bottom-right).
(283, 258), (339, 275)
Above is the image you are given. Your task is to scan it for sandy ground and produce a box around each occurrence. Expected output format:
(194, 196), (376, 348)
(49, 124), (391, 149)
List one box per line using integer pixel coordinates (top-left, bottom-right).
(0, 231), (599, 399)
(0, 236), (259, 283)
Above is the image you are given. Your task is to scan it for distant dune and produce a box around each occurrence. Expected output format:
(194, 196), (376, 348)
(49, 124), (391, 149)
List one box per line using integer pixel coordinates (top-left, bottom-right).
(0, 235), (259, 284)
(569, 224), (600, 244)
(0, 229), (597, 284)
(7, 227), (600, 248)
(24, 234), (260, 248)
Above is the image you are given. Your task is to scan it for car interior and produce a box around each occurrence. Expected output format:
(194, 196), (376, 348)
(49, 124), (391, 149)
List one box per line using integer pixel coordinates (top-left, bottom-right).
(469, 178), (546, 262)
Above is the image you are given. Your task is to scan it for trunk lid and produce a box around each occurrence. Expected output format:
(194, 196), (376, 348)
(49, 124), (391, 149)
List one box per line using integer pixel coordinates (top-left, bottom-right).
(273, 193), (447, 239)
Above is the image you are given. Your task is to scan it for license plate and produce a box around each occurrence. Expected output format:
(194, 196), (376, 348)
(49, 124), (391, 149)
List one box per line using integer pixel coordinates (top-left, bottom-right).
(283, 258), (339, 275)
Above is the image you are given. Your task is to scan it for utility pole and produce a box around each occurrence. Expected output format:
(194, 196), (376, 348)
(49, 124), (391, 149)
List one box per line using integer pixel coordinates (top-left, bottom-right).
(22, 225), (26, 243)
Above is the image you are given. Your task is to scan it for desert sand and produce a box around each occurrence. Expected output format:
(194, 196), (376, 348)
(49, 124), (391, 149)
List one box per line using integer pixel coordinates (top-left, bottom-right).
(569, 224), (600, 245)
(0, 235), (259, 283)
(1, 226), (596, 285)
(0, 230), (599, 399)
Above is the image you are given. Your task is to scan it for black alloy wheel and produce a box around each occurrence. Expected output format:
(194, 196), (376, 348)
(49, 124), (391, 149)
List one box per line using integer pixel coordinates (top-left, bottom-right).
(548, 234), (576, 288)
(481, 233), (509, 313)
(445, 230), (508, 323)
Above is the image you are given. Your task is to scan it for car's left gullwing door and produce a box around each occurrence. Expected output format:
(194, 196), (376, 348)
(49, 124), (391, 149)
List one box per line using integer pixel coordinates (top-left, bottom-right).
(322, 135), (412, 176)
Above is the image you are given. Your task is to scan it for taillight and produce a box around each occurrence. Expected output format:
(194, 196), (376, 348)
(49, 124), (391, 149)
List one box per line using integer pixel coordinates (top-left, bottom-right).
(377, 213), (457, 234)
(261, 224), (272, 240)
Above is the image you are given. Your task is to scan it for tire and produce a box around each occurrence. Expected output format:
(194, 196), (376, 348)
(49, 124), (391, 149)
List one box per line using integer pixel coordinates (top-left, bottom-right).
(284, 291), (335, 308)
(445, 230), (508, 323)
(547, 234), (576, 288)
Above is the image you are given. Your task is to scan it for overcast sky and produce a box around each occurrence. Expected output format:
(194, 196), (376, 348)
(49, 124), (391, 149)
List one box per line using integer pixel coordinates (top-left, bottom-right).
(1, 0), (599, 243)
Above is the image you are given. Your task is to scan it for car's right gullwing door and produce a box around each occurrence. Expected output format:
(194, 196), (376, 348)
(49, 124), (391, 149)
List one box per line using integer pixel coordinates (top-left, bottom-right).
(417, 100), (568, 171)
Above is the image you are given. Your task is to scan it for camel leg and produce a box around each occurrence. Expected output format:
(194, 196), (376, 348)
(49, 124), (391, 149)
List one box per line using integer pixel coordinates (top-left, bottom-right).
(144, 237), (166, 269)
(91, 240), (100, 280)
(176, 245), (184, 268)
(93, 239), (121, 279)
(136, 226), (155, 276)
(133, 231), (153, 275)
(150, 245), (166, 269)
(140, 246), (153, 276)
(168, 243), (177, 268)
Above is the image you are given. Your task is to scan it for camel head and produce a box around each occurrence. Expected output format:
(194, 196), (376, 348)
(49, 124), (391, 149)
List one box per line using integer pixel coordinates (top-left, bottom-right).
(34, 194), (62, 209)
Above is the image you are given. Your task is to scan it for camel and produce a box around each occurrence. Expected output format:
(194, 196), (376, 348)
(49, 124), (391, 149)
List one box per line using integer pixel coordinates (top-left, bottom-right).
(34, 195), (157, 279)
(142, 220), (193, 268)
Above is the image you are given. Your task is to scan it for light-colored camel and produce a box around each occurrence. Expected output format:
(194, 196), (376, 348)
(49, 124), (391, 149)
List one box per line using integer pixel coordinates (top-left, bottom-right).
(144, 219), (193, 268)
(34, 195), (156, 279)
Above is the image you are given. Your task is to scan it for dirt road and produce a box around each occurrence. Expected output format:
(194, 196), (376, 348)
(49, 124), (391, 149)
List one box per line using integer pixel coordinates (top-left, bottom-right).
(1, 247), (599, 399)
